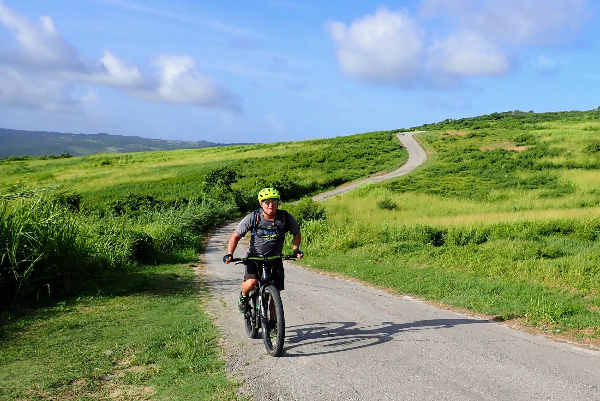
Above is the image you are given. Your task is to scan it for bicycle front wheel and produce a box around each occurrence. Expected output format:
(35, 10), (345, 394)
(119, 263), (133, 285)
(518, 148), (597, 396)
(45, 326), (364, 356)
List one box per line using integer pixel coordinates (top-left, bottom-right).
(262, 285), (285, 357)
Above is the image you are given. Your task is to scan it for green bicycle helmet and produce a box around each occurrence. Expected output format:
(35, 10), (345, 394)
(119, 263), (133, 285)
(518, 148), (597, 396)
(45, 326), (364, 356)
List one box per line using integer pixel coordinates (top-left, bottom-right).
(258, 187), (280, 202)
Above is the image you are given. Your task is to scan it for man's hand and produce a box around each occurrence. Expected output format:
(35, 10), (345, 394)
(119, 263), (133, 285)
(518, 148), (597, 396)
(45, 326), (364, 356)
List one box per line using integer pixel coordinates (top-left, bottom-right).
(223, 254), (233, 264)
(293, 249), (304, 259)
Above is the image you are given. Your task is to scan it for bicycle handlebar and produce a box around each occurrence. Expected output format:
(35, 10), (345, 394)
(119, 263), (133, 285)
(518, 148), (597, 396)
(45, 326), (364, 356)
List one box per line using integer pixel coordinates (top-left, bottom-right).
(230, 254), (300, 263)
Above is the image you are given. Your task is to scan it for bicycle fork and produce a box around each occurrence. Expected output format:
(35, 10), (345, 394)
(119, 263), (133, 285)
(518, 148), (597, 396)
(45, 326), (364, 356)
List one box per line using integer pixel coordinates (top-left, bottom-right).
(258, 288), (268, 328)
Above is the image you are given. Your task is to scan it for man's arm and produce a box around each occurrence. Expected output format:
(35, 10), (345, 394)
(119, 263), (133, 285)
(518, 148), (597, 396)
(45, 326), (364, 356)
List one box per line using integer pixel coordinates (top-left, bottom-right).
(292, 233), (303, 259)
(224, 232), (243, 264)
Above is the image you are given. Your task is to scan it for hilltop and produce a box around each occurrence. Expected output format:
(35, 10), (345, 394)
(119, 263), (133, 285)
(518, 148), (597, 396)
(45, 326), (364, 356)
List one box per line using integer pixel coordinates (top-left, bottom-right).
(0, 128), (248, 158)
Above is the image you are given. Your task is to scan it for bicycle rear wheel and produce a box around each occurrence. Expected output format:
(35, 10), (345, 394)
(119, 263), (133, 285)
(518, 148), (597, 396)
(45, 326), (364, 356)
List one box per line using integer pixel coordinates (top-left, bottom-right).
(262, 285), (285, 357)
(245, 295), (258, 339)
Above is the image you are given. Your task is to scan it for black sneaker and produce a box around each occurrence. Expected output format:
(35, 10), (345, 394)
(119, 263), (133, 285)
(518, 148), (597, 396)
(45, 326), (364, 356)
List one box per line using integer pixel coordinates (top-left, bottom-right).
(238, 293), (249, 313)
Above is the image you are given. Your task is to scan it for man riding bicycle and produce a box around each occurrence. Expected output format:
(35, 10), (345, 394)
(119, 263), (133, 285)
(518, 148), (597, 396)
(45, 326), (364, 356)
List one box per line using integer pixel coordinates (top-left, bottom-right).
(223, 187), (303, 313)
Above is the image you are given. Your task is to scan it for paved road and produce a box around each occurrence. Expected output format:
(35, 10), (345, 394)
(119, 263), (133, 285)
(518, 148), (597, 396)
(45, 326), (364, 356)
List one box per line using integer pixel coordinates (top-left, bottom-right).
(202, 132), (600, 400)
(312, 131), (427, 201)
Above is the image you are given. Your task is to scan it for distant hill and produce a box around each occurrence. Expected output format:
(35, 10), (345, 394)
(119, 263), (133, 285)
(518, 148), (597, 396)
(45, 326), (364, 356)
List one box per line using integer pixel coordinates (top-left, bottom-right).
(0, 128), (246, 158)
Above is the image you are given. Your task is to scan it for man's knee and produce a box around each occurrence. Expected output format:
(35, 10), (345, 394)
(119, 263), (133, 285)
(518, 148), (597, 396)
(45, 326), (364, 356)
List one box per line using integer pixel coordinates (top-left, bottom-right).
(244, 278), (258, 286)
(242, 278), (258, 294)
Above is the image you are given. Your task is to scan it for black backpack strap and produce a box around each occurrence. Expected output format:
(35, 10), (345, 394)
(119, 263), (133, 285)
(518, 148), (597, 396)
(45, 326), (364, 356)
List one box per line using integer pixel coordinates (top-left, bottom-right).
(251, 208), (261, 237)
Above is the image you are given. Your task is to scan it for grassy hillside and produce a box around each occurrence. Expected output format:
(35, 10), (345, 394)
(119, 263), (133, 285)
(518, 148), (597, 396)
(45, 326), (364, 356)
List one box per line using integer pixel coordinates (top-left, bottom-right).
(0, 128), (232, 158)
(0, 131), (405, 208)
(0, 130), (406, 305)
(297, 111), (600, 342)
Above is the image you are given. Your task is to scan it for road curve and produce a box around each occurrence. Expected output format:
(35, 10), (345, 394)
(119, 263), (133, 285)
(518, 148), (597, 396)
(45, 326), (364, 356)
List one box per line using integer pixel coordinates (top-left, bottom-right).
(201, 131), (600, 400)
(312, 131), (426, 201)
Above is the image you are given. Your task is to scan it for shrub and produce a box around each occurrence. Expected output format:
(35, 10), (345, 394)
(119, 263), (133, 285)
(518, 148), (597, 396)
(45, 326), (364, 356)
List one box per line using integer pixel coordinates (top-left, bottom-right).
(284, 197), (326, 227)
(109, 193), (160, 215)
(129, 231), (155, 263)
(54, 191), (83, 211)
(377, 198), (398, 210)
(586, 140), (600, 154)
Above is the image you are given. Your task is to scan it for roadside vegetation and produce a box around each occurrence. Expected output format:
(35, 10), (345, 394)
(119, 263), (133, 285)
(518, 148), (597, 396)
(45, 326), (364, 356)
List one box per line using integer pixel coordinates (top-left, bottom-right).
(294, 111), (600, 343)
(0, 130), (404, 398)
(0, 263), (237, 400)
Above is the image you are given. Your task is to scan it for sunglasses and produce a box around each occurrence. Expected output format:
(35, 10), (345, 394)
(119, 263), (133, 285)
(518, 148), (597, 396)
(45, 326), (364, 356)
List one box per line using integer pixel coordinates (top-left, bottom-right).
(262, 199), (279, 206)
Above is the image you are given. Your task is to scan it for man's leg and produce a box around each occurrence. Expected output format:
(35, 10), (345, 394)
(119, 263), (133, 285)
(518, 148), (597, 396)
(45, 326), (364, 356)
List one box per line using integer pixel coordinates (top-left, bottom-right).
(241, 278), (258, 296)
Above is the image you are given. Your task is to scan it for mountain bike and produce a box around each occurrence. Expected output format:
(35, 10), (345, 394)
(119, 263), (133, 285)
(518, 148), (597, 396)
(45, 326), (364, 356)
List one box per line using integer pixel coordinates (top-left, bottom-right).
(231, 254), (297, 357)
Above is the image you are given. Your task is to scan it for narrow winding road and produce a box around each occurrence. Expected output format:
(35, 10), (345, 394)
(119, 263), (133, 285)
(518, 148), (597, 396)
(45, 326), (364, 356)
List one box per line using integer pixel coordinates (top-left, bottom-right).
(202, 132), (600, 400)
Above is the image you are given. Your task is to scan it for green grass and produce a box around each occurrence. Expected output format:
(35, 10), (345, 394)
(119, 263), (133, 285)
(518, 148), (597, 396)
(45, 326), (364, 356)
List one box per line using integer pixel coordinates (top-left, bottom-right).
(0, 130), (407, 208)
(0, 263), (239, 400)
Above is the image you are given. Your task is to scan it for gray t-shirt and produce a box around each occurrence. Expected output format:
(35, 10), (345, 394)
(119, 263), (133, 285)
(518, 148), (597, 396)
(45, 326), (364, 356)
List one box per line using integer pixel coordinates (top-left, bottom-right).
(235, 209), (300, 257)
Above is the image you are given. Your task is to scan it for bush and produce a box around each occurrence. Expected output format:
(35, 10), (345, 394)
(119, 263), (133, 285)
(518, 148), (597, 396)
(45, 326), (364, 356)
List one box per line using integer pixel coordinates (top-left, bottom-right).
(586, 140), (600, 154)
(54, 191), (83, 211)
(109, 193), (160, 215)
(377, 198), (398, 210)
(284, 197), (326, 227)
(129, 231), (155, 263)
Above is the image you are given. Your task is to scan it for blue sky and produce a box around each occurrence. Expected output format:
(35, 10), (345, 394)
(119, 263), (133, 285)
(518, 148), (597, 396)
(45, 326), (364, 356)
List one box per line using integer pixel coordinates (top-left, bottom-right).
(0, 0), (598, 143)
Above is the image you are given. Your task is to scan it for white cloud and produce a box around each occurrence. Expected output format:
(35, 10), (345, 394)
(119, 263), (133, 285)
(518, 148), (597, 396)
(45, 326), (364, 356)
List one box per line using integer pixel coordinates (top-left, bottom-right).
(64, 50), (144, 87)
(0, 2), (241, 112)
(328, 1), (590, 87)
(418, 0), (588, 46)
(325, 6), (425, 85)
(80, 88), (97, 104)
(0, 66), (78, 112)
(0, 2), (81, 69)
(133, 55), (241, 111)
(428, 32), (510, 77)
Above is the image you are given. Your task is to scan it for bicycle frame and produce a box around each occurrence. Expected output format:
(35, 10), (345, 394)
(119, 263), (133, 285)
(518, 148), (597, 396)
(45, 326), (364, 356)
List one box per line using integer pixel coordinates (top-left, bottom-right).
(231, 254), (297, 356)
(236, 256), (280, 330)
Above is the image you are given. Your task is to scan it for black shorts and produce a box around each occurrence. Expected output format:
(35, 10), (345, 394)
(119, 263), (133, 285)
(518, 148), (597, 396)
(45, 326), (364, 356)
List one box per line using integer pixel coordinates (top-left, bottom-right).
(244, 258), (285, 291)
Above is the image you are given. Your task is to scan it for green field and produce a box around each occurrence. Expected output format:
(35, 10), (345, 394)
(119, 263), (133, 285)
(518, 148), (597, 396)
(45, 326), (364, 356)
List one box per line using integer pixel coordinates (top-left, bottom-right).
(0, 129), (405, 399)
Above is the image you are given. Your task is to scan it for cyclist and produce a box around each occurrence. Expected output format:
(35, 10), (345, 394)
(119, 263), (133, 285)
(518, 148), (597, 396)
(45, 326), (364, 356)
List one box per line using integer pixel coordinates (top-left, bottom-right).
(223, 187), (303, 313)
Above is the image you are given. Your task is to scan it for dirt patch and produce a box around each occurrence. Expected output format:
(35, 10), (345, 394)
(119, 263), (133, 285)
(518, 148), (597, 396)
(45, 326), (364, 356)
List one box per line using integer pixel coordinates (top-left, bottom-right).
(22, 377), (155, 401)
(480, 141), (532, 152)
(505, 146), (532, 152)
(446, 130), (469, 136)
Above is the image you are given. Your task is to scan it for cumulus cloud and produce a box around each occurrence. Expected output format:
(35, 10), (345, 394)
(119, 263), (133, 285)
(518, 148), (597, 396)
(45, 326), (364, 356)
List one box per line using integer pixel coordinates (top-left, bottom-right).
(0, 2), (241, 112)
(419, 0), (588, 46)
(0, 2), (81, 69)
(0, 66), (78, 112)
(132, 56), (241, 111)
(327, 1), (590, 87)
(326, 6), (425, 85)
(428, 32), (510, 77)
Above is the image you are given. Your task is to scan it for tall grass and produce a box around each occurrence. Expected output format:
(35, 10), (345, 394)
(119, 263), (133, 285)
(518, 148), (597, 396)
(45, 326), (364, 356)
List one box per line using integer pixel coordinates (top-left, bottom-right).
(0, 198), (84, 304)
(0, 194), (237, 307)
